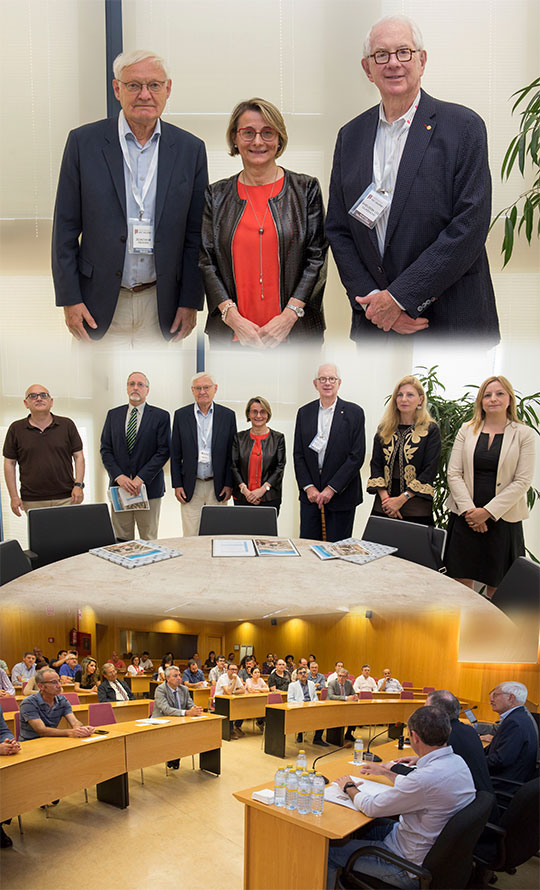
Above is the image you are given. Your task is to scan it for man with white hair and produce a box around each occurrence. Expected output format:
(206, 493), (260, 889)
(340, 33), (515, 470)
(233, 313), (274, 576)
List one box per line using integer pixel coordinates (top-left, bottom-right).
(3, 384), (85, 516)
(171, 372), (236, 535)
(481, 681), (538, 789)
(52, 49), (208, 344)
(293, 363), (365, 541)
(100, 371), (170, 540)
(326, 15), (499, 343)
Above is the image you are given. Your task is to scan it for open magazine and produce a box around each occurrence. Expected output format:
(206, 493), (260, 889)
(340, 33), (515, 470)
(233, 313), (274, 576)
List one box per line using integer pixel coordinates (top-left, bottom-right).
(108, 483), (150, 512)
(310, 537), (397, 565)
(90, 539), (182, 569)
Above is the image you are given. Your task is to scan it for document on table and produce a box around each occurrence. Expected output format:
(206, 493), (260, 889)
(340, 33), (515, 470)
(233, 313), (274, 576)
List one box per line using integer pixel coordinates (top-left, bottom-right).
(135, 718), (170, 725)
(212, 539), (256, 557)
(324, 777), (386, 810)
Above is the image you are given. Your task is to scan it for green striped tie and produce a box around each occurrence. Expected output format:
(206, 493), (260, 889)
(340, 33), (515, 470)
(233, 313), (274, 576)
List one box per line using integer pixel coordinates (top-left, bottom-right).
(126, 407), (138, 453)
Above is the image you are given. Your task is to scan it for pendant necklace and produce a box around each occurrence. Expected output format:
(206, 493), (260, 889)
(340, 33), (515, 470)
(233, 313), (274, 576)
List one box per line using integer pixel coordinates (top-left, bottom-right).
(241, 167), (280, 300)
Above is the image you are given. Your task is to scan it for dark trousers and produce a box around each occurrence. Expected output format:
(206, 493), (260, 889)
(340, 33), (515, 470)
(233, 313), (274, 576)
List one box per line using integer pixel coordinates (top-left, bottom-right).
(300, 501), (355, 542)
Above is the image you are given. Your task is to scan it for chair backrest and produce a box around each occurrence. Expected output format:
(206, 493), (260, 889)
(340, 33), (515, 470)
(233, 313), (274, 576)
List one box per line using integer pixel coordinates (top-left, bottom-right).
(88, 702), (116, 726)
(362, 515), (446, 571)
(359, 691), (373, 700)
(423, 686), (435, 694)
(13, 711), (20, 741)
(402, 681), (414, 688)
(208, 683), (216, 710)
(198, 505), (278, 536)
(0, 697), (19, 713)
(498, 778), (540, 868)
(148, 700), (154, 716)
(423, 791), (495, 889)
(348, 674), (355, 681)
(0, 539), (33, 586)
(491, 556), (540, 616)
(27, 503), (116, 569)
(320, 688), (328, 701)
(267, 692), (283, 704)
(62, 692), (80, 705)
(400, 690), (414, 699)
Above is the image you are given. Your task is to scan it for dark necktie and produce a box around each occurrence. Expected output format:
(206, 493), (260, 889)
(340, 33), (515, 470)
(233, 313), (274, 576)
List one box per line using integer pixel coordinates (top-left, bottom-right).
(126, 407), (138, 453)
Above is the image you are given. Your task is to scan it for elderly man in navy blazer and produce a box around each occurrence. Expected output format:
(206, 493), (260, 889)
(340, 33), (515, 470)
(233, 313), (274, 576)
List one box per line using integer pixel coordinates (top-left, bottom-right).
(480, 681), (538, 791)
(171, 372), (237, 536)
(326, 15), (499, 343)
(52, 49), (208, 345)
(293, 363), (365, 542)
(100, 371), (170, 540)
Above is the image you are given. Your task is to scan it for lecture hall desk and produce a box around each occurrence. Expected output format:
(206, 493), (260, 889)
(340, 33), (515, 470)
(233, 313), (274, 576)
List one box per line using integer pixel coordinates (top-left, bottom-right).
(234, 740), (401, 890)
(3, 698), (150, 734)
(214, 691), (287, 740)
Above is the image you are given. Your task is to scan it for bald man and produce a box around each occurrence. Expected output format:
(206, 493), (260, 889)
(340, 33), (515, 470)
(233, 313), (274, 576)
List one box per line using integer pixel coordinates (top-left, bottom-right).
(3, 384), (85, 516)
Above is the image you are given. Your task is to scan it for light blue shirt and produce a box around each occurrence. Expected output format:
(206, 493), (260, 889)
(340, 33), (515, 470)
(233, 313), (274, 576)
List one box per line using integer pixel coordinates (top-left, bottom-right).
(195, 403), (214, 480)
(120, 111), (161, 288)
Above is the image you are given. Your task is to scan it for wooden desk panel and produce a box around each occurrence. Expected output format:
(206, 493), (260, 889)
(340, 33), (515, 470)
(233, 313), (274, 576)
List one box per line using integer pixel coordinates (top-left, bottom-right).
(120, 714), (223, 775)
(214, 693), (286, 740)
(123, 675), (152, 695)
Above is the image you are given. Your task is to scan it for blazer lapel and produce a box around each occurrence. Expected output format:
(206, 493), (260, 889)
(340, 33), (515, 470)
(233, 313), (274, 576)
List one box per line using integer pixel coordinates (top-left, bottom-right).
(348, 106), (381, 261)
(384, 91), (436, 249)
(155, 123), (176, 230)
(102, 118), (126, 217)
(498, 424), (517, 471)
(323, 398), (345, 470)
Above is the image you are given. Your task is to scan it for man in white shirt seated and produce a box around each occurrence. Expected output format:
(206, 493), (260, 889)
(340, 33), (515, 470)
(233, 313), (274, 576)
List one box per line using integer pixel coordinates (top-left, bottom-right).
(377, 667), (403, 693)
(327, 661), (344, 685)
(139, 652), (154, 672)
(153, 665), (203, 768)
(354, 664), (378, 693)
(208, 654), (228, 686)
(11, 652), (36, 686)
(215, 664), (245, 739)
(326, 706), (476, 888)
(288, 666), (329, 747)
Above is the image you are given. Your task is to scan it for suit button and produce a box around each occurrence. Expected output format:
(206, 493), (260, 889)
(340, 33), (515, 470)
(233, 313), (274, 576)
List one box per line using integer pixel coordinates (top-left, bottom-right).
(116, 271), (122, 278)
(377, 266), (383, 274)
(120, 235), (127, 243)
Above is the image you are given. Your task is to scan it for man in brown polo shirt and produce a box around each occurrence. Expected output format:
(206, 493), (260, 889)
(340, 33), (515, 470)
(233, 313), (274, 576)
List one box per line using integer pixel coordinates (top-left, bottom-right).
(3, 384), (85, 516)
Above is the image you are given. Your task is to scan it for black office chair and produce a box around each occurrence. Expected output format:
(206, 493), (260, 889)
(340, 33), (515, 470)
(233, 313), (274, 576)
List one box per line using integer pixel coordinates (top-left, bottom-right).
(27, 503), (116, 569)
(337, 790), (494, 889)
(198, 505), (278, 536)
(362, 515), (446, 572)
(0, 539), (33, 585)
(474, 778), (539, 882)
(491, 556), (540, 616)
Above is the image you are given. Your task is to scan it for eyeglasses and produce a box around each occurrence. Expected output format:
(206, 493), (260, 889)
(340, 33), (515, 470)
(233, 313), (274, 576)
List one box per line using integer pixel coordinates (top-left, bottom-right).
(317, 377), (338, 384)
(42, 680), (62, 686)
(369, 48), (418, 65)
(119, 80), (167, 93)
(192, 385), (214, 393)
(25, 392), (51, 400)
(250, 409), (268, 417)
(236, 126), (278, 143)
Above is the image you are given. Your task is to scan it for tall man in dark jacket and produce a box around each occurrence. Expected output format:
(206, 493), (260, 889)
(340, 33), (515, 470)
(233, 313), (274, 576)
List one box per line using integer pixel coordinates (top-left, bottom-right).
(293, 363), (365, 541)
(100, 371), (170, 540)
(481, 681), (538, 790)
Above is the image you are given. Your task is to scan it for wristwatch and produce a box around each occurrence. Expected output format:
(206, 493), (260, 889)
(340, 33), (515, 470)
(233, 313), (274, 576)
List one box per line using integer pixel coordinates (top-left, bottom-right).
(73, 482), (85, 489)
(286, 303), (305, 318)
(343, 782), (357, 793)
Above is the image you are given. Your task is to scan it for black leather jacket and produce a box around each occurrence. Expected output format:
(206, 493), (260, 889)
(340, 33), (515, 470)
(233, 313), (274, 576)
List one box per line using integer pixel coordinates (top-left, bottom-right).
(231, 428), (286, 505)
(200, 169), (327, 342)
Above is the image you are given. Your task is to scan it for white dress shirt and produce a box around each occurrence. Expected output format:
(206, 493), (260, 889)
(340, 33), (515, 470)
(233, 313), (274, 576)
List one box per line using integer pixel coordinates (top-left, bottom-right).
(124, 401), (145, 435)
(353, 674), (378, 693)
(315, 399), (337, 469)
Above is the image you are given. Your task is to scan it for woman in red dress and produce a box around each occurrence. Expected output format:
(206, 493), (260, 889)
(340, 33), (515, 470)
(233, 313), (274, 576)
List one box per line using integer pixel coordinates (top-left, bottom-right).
(231, 397), (286, 515)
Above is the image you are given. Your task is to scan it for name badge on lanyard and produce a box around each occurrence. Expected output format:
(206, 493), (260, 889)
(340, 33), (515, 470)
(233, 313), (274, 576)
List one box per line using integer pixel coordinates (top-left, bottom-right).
(309, 434), (326, 454)
(348, 184), (391, 229)
(118, 113), (159, 255)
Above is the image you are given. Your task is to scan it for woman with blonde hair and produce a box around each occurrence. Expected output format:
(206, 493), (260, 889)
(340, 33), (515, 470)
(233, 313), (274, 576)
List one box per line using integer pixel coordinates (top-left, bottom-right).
(200, 97), (327, 347)
(445, 376), (535, 597)
(231, 396), (286, 514)
(367, 375), (441, 524)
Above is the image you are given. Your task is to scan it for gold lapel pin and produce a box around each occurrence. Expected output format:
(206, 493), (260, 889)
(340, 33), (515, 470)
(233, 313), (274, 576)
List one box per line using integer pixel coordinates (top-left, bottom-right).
(425, 124), (432, 130)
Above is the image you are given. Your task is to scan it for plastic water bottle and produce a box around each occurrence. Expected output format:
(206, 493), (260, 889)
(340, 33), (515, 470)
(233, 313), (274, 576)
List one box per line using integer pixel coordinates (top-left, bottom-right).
(311, 772), (325, 815)
(308, 768), (316, 787)
(285, 765), (298, 810)
(297, 772), (311, 815)
(353, 738), (364, 765)
(296, 749), (307, 771)
(274, 767), (286, 808)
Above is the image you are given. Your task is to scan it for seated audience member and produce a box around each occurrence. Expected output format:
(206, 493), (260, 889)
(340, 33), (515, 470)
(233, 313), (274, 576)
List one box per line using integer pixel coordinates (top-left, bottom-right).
(288, 666), (328, 747)
(182, 660), (205, 687)
(209, 655), (228, 686)
(308, 661), (326, 690)
(74, 657), (100, 692)
(215, 664), (245, 739)
(481, 681), (538, 790)
(285, 654), (296, 673)
(22, 675), (39, 696)
(327, 667), (359, 743)
(268, 659), (290, 692)
(239, 655), (255, 682)
(354, 664), (378, 693)
(0, 658), (8, 672)
(327, 661), (345, 684)
(377, 667), (403, 693)
(0, 705), (22, 848)
(11, 652), (37, 686)
(157, 654), (174, 681)
(291, 657), (309, 682)
(139, 651), (154, 672)
(32, 648), (50, 670)
(204, 650), (217, 669)
(98, 663), (135, 701)
(19, 668), (94, 740)
(227, 651), (235, 662)
(262, 653), (275, 674)
(327, 706), (476, 889)
(50, 649), (68, 670)
(0, 668), (15, 697)
(192, 652), (203, 668)
(245, 667), (269, 731)
(127, 655), (144, 676)
(58, 652), (79, 680)
(153, 665), (203, 768)
(107, 651), (126, 670)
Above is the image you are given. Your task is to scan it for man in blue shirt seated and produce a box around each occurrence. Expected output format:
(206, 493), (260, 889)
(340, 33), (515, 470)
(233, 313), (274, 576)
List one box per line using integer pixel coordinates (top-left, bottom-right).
(308, 661), (326, 690)
(10, 651), (36, 686)
(58, 652), (79, 680)
(182, 660), (205, 688)
(0, 705), (21, 847)
(19, 668), (94, 742)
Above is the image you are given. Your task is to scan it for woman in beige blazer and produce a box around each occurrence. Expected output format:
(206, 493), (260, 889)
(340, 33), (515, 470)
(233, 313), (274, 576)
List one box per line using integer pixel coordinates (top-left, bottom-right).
(445, 376), (535, 597)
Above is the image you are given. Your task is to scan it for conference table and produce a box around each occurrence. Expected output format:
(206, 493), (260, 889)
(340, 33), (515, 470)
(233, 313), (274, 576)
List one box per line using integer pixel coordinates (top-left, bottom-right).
(214, 691), (287, 740)
(234, 739), (402, 890)
(0, 713), (224, 822)
(264, 699), (424, 758)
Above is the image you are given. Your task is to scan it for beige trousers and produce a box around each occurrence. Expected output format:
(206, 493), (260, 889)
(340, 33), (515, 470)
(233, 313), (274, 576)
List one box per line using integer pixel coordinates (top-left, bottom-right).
(181, 479), (227, 536)
(110, 498), (162, 541)
(22, 498), (73, 511)
(103, 286), (162, 347)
